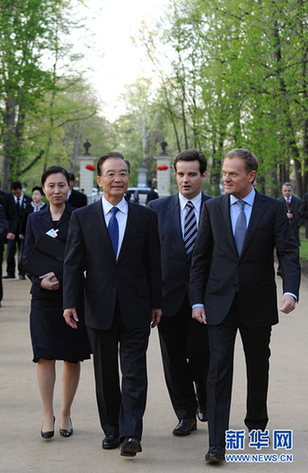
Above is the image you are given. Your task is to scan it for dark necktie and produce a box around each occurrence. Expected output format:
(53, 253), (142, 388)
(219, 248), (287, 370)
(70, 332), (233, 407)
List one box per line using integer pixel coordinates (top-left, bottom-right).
(16, 198), (20, 213)
(234, 200), (246, 255)
(286, 197), (290, 212)
(184, 201), (198, 254)
(108, 207), (119, 257)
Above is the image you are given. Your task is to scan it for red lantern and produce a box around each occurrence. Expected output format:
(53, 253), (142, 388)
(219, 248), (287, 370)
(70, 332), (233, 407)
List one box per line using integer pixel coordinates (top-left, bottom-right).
(157, 165), (168, 170)
(85, 164), (96, 171)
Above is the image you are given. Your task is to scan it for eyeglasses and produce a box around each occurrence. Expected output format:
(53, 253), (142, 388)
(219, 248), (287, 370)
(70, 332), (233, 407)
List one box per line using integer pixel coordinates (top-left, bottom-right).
(102, 172), (129, 180)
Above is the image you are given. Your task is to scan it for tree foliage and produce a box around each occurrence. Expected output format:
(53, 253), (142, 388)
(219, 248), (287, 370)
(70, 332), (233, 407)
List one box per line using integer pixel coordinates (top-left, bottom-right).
(0, 0), (103, 190)
(140, 0), (308, 196)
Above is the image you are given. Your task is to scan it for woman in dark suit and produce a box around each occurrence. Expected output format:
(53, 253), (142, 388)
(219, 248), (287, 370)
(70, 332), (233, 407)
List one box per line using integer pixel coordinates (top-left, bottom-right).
(23, 166), (91, 439)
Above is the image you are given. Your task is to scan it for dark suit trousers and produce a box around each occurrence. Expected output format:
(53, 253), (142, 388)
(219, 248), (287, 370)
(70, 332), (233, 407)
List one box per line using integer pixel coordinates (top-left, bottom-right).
(0, 240), (4, 300)
(158, 295), (209, 419)
(6, 235), (24, 276)
(207, 295), (271, 446)
(87, 301), (150, 441)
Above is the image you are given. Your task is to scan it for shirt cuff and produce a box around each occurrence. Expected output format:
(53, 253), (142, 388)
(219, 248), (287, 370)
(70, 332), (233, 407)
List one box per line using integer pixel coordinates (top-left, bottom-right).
(192, 303), (204, 309)
(283, 292), (297, 301)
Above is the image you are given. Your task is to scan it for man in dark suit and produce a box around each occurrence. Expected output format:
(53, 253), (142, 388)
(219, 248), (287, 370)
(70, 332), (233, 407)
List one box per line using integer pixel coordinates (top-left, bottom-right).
(145, 183), (159, 206)
(278, 182), (303, 245)
(67, 173), (87, 208)
(5, 181), (32, 279)
(190, 148), (300, 463)
(63, 152), (162, 457)
(149, 149), (211, 436)
(0, 190), (18, 305)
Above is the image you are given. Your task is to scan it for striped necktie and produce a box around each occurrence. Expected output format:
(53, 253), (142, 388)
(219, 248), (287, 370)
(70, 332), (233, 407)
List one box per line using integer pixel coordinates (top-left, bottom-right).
(184, 201), (198, 254)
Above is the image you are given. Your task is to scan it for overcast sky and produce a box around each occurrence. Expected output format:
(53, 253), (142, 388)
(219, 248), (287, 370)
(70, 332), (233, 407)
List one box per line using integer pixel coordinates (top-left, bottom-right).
(72, 0), (169, 121)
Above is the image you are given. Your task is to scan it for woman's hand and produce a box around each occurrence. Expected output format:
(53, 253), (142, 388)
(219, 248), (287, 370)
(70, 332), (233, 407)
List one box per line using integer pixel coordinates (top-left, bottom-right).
(39, 272), (60, 291)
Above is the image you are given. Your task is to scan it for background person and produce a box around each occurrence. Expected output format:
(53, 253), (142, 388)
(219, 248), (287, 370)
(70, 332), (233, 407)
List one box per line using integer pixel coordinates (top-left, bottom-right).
(190, 148), (300, 463)
(19, 186), (47, 239)
(23, 166), (91, 440)
(5, 181), (32, 279)
(63, 152), (162, 458)
(66, 173), (87, 208)
(146, 183), (159, 206)
(278, 182), (303, 246)
(0, 190), (18, 306)
(149, 149), (211, 436)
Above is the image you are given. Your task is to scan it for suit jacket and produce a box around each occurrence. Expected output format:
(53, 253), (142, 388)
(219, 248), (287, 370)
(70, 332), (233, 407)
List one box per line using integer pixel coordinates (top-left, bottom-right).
(0, 205), (9, 240)
(23, 203), (75, 299)
(278, 195), (303, 245)
(190, 191), (300, 328)
(67, 189), (87, 208)
(19, 202), (47, 236)
(63, 200), (162, 330)
(149, 192), (211, 317)
(298, 192), (308, 239)
(11, 193), (32, 234)
(0, 190), (19, 235)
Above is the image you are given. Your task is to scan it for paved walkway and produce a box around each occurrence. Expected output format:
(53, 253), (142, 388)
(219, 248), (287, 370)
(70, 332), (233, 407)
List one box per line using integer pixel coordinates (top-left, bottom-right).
(0, 273), (307, 472)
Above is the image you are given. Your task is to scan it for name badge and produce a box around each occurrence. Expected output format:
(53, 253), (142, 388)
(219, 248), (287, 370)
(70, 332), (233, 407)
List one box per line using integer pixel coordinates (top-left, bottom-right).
(46, 229), (59, 238)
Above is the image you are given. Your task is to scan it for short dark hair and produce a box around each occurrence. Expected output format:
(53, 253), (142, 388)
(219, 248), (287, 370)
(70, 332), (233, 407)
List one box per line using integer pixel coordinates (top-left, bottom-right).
(32, 185), (44, 196)
(68, 173), (75, 182)
(96, 152), (130, 176)
(11, 180), (22, 191)
(225, 148), (258, 174)
(282, 182), (292, 188)
(41, 166), (70, 187)
(174, 149), (207, 175)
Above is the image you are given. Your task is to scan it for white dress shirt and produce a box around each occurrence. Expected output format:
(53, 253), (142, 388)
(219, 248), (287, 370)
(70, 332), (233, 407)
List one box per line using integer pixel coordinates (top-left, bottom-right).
(179, 192), (203, 238)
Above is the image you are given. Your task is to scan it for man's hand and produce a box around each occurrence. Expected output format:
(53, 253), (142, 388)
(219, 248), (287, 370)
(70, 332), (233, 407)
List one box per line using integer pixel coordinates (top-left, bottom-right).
(279, 294), (296, 314)
(63, 308), (79, 329)
(39, 272), (60, 291)
(192, 306), (207, 324)
(287, 212), (293, 219)
(6, 232), (15, 240)
(151, 308), (162, 328)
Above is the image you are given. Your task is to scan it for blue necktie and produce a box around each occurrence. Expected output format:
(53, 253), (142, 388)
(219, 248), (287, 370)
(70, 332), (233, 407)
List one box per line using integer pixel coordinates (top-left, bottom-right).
(234, 200), (246, 255)
(108, 207), (119, 257)
(184, 201), (198, 254)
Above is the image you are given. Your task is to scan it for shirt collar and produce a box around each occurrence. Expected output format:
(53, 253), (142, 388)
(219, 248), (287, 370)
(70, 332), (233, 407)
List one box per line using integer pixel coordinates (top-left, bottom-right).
(230, 187), (255, 207)
(179, 191), (202, 211)
(103, 196), (128, 215)
(14, 193), (24, 203)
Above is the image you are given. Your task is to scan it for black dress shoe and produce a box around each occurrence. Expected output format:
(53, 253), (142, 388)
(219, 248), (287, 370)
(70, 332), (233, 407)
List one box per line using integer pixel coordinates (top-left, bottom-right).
(102, 435), (120, 449)
(197, 407), (207, 422)
(3, 274), (15, 279)
(59, 418), (73, 437)
(205, 445), (225, 463)
(172, 418), (197, 436)
(120, 437), (142, 457)
(41, 416), (55, 439)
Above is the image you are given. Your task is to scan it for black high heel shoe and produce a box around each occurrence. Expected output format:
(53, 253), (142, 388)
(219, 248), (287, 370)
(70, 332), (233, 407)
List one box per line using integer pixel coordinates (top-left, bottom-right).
(59, 417), (73, 438)
(41, 416), (55, 439)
